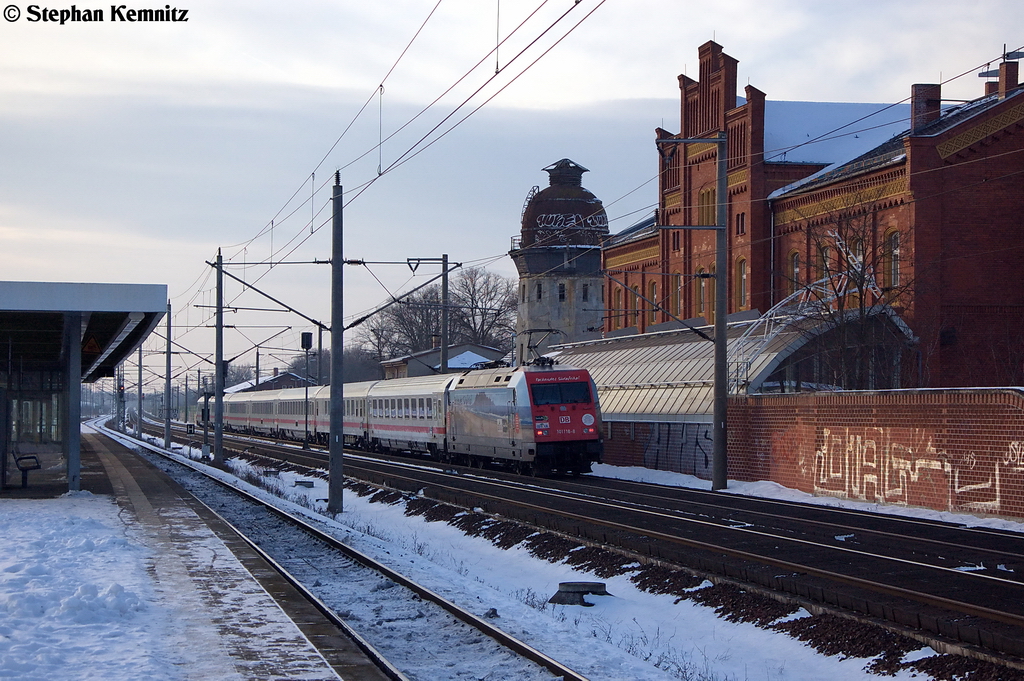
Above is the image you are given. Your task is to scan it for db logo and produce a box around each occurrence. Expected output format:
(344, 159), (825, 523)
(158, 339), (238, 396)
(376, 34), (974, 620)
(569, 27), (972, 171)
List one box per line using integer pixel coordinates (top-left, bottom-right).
(559, 416), (571, 424)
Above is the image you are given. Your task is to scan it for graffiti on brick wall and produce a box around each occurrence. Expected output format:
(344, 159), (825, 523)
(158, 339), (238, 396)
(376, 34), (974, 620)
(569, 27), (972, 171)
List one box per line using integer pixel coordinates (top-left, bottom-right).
(806, 426), (1024, 515)
(641, 422), (713, 477)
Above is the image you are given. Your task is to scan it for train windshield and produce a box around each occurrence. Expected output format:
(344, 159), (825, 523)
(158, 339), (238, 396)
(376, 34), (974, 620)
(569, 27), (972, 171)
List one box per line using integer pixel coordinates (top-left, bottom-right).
(530, 381), (591, 406)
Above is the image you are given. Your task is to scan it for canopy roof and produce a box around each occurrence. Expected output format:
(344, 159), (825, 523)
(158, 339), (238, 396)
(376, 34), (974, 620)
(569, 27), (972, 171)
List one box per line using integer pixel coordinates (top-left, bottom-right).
(0, 281), (167, 383)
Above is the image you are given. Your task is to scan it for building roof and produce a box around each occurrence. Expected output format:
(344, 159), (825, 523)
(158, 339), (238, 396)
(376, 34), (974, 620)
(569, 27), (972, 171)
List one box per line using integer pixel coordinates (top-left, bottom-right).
(771, 88), (1024, 198)
(604, 214), (657, 248)
(381, 343), (503, 366)
(224, 371), (311, 394)
(604, 100), (915, 244)
(547, 316), (802, 421)
(547, 308), (908, 422)
(762, 100), (911, 166)
(442, 350), (494, 370)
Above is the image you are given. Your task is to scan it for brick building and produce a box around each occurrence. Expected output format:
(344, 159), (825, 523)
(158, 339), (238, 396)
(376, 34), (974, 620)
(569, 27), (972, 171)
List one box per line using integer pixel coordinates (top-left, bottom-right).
(603, 41), (831, 336)
(602, 42), (1024, 388)
(772, 61), (1024, 387)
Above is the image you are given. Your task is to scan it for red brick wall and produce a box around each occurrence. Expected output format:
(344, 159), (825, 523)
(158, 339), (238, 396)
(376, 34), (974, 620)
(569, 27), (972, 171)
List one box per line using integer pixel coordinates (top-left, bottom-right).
(728, 389), (1024, 519)
(603, 420), (715, 478)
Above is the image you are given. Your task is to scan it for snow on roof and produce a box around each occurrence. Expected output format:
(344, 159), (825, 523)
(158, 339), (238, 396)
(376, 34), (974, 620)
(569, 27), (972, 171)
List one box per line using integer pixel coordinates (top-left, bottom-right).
(763, 100), (911, 166)
(224, 372), (308, 393)
(436, 350), (493, 369)
(769, 88), (1024, 199)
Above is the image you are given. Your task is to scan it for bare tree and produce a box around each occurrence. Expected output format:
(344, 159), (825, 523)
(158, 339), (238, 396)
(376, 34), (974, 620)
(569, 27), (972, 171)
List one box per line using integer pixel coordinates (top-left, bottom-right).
(779, 204), (917, 390)
(224, 362), (254, 389)
(450, 266), (517, 350)
(354, 266), (517, 363)
(283, 346), (382, 384)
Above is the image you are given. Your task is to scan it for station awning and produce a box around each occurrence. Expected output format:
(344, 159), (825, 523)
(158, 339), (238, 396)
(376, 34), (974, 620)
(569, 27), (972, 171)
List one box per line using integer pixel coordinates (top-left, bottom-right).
(0, 281), (167, 383)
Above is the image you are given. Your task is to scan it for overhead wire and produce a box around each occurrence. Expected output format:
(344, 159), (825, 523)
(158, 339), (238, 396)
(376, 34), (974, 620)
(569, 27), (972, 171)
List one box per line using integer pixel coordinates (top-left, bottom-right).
(206, 0), (583, 321)
(205, 1), (609, 336)
(173, 21), (1019, 381)
(220, 0), (559, 279)
(463, 45), (1024, 311)
(171, 1), (453, 339)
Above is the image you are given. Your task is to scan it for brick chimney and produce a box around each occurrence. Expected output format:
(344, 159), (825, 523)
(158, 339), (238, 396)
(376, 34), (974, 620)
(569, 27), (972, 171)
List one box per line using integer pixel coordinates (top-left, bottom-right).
(999, 60), (1019, 99)
(911, 83), (941, 132)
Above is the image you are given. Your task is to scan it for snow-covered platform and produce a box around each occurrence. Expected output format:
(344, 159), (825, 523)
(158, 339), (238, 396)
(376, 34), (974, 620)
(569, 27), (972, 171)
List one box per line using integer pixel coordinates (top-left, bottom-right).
(0, 430), (390, 680)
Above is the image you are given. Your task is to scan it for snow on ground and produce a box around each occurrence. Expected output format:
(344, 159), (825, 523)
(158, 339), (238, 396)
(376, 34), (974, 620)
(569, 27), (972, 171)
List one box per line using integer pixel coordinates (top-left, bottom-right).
(593, 462), (1024, 535)
(5, 423), (1022, 681)
(0, 492), (179, 680)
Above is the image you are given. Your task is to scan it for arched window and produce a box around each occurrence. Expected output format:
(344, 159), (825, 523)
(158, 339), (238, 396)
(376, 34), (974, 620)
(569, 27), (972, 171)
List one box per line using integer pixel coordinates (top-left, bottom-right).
(708, 265), (717, 323)
(736, 258), (748, 310)
(850, 239), (865, 271)
(883, 230), (900, 289)
(613, 288), (622, 329)
(849, 239), (865, 306)
(630, 286), (639, 327)
(788, 251), (801, 296)
(671, 272), (681, 317)
(695, 268), (706, 315)
(819, 246), (832, 279)
(648, 280), (658, 324)
(698, 188), (717, 225)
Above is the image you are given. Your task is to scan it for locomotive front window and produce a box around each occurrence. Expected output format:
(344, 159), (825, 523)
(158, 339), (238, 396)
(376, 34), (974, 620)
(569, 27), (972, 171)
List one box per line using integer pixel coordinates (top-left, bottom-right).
(530, 381), (591, 406)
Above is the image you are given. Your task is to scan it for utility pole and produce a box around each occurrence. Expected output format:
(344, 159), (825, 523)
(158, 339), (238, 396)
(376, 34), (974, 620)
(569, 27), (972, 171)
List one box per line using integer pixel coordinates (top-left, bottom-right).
(136, 345), (142, 439)
(164, 300), (171, 450)
(654, 131), (729, 490)
(117, 364), (125, 432)
(317, 327), (323, 385)
(328, 172), (344, 513)
(66, 311), (81, 491)
(301, 331), (312, 449)
(440, 253), (449, 374)
(214, 249), (225, 467)
(712, 131), (728, 492)
(202, 377), (211, 457)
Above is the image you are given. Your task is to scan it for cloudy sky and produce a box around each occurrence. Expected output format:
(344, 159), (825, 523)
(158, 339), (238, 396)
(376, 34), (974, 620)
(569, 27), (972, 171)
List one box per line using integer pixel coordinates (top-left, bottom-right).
(1, 0), (1019, 384)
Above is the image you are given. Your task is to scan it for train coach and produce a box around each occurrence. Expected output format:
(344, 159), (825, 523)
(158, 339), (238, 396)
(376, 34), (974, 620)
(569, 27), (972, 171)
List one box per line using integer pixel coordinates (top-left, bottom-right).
(214, 363), (603, 476)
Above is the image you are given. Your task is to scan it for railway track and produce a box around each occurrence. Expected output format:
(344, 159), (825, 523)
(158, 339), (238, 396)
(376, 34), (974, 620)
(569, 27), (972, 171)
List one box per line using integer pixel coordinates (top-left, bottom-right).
(144, 420), (1024, 665)
(117, 423), (589, 681)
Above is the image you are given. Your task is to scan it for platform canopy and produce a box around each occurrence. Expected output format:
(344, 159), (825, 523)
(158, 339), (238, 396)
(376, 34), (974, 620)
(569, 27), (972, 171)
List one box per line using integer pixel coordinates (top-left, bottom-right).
(0, 281), (167, 382)
(546, 306), (914, 423)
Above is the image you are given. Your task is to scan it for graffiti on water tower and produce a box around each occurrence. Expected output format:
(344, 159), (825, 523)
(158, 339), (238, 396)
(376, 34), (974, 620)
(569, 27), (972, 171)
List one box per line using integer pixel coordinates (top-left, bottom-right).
(535, 213), (609, 230)
(806, 426), (1024, 515)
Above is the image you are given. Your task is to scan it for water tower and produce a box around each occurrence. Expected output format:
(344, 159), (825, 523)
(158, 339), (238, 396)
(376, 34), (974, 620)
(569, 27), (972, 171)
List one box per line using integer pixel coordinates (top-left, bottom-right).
(509, 159), (608, 364)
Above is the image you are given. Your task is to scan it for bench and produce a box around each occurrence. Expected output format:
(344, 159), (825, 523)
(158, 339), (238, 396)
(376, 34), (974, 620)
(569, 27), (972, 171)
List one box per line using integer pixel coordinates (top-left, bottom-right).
(14, 454), (41, 488)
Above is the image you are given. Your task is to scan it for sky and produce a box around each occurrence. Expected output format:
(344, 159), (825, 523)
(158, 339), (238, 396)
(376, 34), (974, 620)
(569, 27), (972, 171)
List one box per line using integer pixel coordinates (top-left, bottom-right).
(10, 420), (1023, 680)
(1, 0), (1021, 390)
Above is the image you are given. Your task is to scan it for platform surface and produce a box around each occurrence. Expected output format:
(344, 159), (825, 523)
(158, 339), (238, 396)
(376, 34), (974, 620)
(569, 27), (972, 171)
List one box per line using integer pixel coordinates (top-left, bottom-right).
(0, 428), (390, 680)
